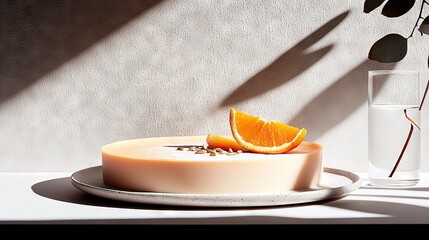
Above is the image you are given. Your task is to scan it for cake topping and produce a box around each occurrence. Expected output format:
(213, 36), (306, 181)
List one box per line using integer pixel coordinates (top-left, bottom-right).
(205, 108), (307, 154)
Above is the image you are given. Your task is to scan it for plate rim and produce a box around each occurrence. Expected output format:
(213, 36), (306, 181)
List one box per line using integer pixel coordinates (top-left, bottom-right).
(71, 166), (361, 207)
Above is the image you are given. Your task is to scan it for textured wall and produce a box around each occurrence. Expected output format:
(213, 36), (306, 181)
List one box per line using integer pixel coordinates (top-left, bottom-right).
(1, 0), (428, 172)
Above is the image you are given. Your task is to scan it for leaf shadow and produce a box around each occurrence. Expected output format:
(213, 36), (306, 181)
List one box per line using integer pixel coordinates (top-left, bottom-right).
(0, 0), (162, 103)
(219, 10), (350, 107)
(289, 59), (397, 141)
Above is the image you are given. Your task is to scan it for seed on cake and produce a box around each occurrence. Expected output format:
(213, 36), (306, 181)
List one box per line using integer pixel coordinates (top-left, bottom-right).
(175, 145), (244, 157)
(195, 149), (207, 154)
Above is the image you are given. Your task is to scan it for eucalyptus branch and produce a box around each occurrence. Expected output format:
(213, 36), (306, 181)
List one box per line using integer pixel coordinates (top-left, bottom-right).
(408, 0), (426, 38)
(389, 0), (429, 177)
(365, 0), (429, 179)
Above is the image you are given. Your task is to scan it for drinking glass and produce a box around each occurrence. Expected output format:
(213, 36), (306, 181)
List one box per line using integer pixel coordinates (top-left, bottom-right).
(368, 70), (421, 187)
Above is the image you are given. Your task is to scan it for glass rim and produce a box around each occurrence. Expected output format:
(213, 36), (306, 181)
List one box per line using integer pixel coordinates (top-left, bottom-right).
(368, 70), (420, 76)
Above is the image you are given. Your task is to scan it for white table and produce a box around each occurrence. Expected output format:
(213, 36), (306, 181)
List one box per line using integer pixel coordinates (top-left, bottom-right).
(1, 171), (428, 224)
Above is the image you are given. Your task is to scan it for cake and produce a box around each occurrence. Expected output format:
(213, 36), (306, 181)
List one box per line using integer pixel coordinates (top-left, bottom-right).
(102, 135), (323, 194)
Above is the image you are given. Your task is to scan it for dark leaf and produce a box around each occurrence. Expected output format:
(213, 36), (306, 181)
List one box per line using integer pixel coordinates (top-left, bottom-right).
(369, 34), (407, 63)
(382, 0), (415, 17)
(419, 16), (429, 35)
(364, 0), (386, 13)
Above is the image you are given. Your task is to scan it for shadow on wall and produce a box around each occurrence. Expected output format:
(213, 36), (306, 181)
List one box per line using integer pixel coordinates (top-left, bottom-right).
(219, 10), (350, 107)
(0, 0), (162, 103)
(289, 59), (396, 141)
(216, 7), (396, 141)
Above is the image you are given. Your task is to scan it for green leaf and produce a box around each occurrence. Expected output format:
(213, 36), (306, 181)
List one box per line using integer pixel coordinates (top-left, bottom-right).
(364, 0), (386, 13)
(369, 34), (407, 63)
(382, 0), (415, 18)
(419, 16), (429, 35)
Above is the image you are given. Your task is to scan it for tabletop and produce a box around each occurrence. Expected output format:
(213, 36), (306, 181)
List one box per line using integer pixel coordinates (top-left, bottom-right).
(1, 170), (429, 224)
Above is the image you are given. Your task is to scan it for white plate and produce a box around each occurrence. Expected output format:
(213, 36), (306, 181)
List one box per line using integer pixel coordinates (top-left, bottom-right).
(71, 166), (361, 207)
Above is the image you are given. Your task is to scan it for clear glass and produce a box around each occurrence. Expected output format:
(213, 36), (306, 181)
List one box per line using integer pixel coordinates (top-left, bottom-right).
(368, 70), (421, 187)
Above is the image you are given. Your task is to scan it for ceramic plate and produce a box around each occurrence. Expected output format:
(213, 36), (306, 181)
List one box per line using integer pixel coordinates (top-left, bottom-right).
(71, 166), (361, 207)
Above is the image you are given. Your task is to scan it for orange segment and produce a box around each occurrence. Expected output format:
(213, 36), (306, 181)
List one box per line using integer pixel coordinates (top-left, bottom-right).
(206, 133), (245, 151)
(229, 108), (307, 154)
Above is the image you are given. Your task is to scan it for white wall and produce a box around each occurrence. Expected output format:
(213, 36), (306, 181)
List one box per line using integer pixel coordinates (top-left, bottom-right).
(1, 0), (428, 172)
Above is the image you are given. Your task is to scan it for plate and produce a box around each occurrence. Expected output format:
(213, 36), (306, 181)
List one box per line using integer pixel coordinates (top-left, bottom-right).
(71, 166), (361, 207)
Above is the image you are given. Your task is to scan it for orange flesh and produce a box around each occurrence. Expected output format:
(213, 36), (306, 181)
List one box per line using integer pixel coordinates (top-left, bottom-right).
(206, 133), (245, 151)
(230, 108), (307, 153)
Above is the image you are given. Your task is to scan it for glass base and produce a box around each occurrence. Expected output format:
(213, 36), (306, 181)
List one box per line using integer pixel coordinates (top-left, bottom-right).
(368, 177), (420, 187)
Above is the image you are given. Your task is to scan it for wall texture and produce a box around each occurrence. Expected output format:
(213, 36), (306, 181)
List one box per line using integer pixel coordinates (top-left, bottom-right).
(1, 0), (428, 172)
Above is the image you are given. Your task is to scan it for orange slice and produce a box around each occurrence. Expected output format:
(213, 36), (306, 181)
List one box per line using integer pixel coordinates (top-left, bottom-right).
(206, 133), (245, 151)
(229, 108), (307, 154)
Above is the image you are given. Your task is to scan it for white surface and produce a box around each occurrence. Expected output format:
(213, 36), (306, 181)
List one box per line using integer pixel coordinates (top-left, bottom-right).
(2, 171), (429, 224)
(71, 166), (360, 207)
(1, 0), (429, 173)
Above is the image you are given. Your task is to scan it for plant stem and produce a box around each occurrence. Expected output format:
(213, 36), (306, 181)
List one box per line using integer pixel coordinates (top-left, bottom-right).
(389, 122), (414, 178)
(405, 107), (421, 130)
(388, 0), (429, 178)
(389, 79), (429, 177)
(408, 0), (426, 38)
(419, 79), (429, 110)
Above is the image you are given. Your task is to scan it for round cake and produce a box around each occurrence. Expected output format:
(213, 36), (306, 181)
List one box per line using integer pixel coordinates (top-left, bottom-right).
(102, 136), (323, 194)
